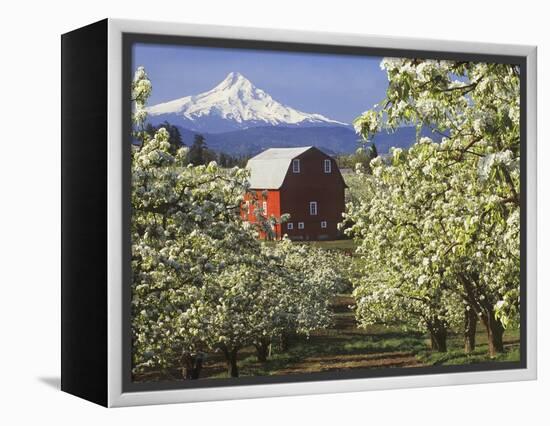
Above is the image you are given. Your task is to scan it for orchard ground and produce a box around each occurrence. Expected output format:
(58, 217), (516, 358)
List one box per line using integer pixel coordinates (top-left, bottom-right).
(133, 239), (520, 383)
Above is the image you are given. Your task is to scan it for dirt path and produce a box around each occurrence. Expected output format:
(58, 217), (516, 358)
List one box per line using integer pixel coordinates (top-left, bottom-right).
(272, 299), (427, 374)
(276, 352), (424, 375)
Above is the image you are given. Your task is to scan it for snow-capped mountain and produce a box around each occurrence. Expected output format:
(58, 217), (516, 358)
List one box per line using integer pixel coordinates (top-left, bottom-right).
(146, 72), (348, 133)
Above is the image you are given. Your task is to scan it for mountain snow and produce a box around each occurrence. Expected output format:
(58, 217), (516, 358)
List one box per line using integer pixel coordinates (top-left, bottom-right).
(146, 72), (348, 132)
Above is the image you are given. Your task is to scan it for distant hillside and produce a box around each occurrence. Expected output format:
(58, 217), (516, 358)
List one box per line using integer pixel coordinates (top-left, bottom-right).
(174, 125), (441, 156)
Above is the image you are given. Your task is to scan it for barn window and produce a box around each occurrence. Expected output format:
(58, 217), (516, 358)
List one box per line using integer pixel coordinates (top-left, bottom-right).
(287, 222), (294, 230)
(324, 159), (332, 173)
(292, 159), (300, 173)
(298, 222), (304, 229)
(262, 201), (267, 215)
(321, 221), (327, 228)
(309, 201), (318, 216)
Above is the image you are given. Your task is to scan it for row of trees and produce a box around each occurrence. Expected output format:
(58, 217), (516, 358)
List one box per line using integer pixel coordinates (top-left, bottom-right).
(336, 144), (379, 173)
(144, 122), (248, 168)
(345, 59), (520, 356)
(131, 67), (342, 379)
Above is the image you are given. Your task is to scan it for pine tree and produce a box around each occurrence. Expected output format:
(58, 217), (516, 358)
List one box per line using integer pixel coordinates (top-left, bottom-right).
(188, 134), (207, 165)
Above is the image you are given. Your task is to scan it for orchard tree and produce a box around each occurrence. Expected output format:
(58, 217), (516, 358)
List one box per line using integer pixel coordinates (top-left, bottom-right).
(350, 59), (520, 356)
(248, 190), (290, 241)
(344, 147), (463, 351)
(179, 249), (293, 376)
(261, 240), (342, 355)
(131, 125), (259, 377)
(145, 121), (184, 154)
(131, 66), (266, 377)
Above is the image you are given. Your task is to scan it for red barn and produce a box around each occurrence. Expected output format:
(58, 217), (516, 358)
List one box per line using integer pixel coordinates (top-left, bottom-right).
(242, 146), (347, 241)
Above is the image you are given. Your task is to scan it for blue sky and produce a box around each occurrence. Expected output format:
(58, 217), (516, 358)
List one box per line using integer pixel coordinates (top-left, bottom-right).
(132, 43), (389, 124)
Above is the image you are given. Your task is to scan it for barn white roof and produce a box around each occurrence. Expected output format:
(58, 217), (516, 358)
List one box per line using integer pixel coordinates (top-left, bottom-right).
(246, 146), (313, 189)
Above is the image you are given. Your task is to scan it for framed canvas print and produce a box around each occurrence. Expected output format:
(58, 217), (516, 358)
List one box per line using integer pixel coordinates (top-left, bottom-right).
(61, 19), (537, 407)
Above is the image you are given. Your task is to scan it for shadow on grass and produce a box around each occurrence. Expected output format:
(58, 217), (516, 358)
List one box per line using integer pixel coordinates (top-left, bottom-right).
(232, 328), (521, 378)
(418, 344), (520, 366)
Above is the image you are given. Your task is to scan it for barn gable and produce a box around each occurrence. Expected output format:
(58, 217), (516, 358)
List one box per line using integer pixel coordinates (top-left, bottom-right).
(246, 146), (313, 189)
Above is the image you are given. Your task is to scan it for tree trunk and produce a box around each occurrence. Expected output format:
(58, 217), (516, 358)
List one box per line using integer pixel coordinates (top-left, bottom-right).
(464, 308), (477, 354)
(222, 346), (240, 378)
(280, 331), (290, 352)
(481, 309), (505, 357)
(181, 352), (204, 380)
(458, 274), (505, 357)
(428, 319), (447, 352)
(255, 338), (271, 362)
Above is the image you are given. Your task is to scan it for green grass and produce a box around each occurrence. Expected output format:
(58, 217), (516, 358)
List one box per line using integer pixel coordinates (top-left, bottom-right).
(262, 239), (356, 251)
(206, 321), (521, 379)
(301, 239), (357, 251)
(417, 327), (520, 366)
(205, 318), (521, 379)
(342, 335), (427, 354)
(418, 346), (520, 366)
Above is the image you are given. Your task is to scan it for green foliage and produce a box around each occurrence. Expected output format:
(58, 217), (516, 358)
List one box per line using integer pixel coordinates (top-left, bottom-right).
(145, 121), (184, 154)
(217, 151), (248, 168)
(187, 134), (216, 166)
(336, 143), (378, 173)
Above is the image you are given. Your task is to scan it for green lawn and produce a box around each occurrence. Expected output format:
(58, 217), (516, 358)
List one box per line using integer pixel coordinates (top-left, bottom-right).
(417, 328), (520, 365)
(301, 239), (357, 251)
(262, 238), (356, 251)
